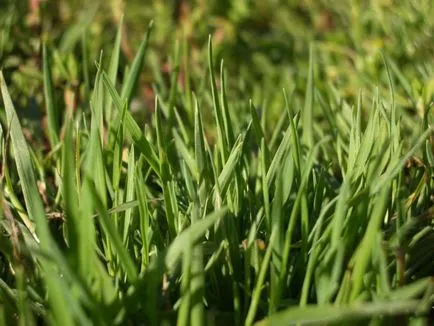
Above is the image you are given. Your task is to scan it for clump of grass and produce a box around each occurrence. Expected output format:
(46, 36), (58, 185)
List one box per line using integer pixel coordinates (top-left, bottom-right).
(1, 15), (433, 326)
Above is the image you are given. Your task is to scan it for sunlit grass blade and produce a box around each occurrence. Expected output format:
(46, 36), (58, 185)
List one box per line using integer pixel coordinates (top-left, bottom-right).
(135, 160), (150, 273)
(111, 101), (127, 191)
(216, 128), (249, 198)
(266, 126), (291, 187)
(122, 145), (135, 244)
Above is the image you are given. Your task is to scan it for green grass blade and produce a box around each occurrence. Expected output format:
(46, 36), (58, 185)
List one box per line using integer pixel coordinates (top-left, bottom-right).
(122, 145), (135, 244)
(167, 40), (180, 121)
(102, 72), (160, 175)
(276, 137), (330, 306)
(256, 300), (426, 326)
(177, 242), (193, 326)
(194, 95), (208, 184)
(208, 36), (228, 163)
(61, 119), (81, 266)
(166, 207), (228, 273)
(42, 43), (59, 147)
(1, 71), (76, 326)
(220, 60), (235, 148)
(174, 130), (199, 180)
(135, 161), (150, 272)
(216, 129), (248, 198)
(350, 186), (390, 300)
(155, 97), (177, 236)
(372, 127), (432, 194)
(245, 226), (277, 326)
(89, 181), (138, 282)
(120, 20), (154, 104)
(302, 43), (314, 148)
(105, 15), (123, 123)
(190, 246), (205, 325)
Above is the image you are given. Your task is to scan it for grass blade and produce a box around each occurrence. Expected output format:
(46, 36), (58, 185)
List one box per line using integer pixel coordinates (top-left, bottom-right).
(42, 44), (59, 147)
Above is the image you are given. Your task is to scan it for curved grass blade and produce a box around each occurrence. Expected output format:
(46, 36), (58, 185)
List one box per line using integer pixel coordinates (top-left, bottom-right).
(256, 300), (426, 326)
(166, 207), (228, 273)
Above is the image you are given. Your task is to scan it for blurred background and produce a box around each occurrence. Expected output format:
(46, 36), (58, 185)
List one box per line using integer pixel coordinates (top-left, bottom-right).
(1, 0), (433, 137)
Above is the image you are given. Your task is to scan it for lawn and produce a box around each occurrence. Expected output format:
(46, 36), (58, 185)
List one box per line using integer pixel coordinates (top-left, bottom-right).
(0, 1), (433, 325)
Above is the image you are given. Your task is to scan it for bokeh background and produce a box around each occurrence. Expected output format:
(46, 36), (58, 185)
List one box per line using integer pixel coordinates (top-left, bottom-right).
(1, 0), (433, 140)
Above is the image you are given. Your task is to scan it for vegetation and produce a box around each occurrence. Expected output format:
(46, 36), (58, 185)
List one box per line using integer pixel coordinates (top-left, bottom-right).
(0, 1), (433, 325)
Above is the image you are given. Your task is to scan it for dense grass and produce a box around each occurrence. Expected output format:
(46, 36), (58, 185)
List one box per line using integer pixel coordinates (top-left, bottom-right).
(0, 1), (433, 325)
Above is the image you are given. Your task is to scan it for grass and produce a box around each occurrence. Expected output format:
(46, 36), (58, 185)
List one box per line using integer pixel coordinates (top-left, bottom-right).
(0, 1), (433, 325)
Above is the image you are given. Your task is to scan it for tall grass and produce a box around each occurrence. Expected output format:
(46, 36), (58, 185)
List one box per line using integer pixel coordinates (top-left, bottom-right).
(1, 12), (433, 326)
